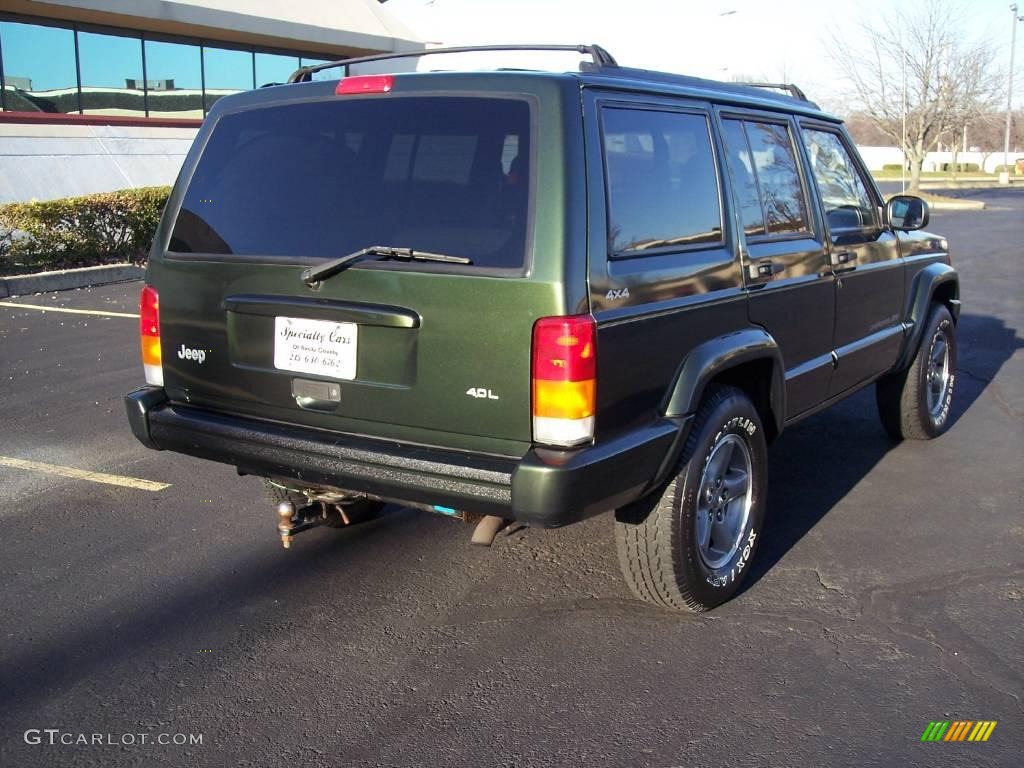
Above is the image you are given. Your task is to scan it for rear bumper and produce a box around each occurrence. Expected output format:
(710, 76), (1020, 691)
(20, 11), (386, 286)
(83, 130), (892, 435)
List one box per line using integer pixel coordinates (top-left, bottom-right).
(125, 387), (689, 527)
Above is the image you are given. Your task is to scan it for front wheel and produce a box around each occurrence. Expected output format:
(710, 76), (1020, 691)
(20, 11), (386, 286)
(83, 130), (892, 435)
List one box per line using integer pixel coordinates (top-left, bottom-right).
(615, 385), (768, 612)
(876, 304), (957, 440)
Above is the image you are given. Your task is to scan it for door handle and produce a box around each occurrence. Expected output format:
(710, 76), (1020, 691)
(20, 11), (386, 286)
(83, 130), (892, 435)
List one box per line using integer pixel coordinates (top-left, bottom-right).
(748, 261), (785, 280)
(831, 250), (857, 267)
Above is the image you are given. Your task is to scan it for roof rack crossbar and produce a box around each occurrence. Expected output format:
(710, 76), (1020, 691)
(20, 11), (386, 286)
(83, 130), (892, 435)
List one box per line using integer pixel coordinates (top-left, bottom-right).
(286, 43), (618, 83)
(734, 82), (809, 102)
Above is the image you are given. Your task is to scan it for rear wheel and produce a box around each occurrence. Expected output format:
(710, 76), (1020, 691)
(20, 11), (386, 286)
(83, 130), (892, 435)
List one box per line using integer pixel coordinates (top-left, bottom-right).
(260, 479), (383, 528)
(615, 385), (768, 612)
(876, 304), (957, 440)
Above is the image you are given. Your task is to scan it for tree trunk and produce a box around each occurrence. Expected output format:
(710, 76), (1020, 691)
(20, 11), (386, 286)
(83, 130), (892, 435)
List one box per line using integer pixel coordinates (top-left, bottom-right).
(906, 150), (926, 193)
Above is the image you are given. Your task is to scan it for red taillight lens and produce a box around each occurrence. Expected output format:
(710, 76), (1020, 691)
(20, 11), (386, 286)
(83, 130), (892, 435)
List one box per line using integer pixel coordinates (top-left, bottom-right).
(139, 285), (162, 386)
(335, 74), (394, 95)
(532, 315), (597, 446)
(140, 285), (160, 339)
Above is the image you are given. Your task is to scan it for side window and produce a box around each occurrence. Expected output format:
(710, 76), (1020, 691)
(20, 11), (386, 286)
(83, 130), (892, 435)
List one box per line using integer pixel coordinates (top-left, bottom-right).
(720, 119), (765, 236)
(602, 107), (723, 254)
(720, 118), (810, 237)
(801, 128), (876, 231)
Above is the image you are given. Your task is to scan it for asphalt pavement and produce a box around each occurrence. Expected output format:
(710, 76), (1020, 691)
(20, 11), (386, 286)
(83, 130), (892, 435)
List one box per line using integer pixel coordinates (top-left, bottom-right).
(1, 189), (1021, 767)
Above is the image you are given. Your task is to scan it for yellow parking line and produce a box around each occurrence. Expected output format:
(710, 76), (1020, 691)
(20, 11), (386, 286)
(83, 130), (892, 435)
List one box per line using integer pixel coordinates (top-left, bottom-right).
(0, 302), (138, 319)
(0, 456), (169, 491)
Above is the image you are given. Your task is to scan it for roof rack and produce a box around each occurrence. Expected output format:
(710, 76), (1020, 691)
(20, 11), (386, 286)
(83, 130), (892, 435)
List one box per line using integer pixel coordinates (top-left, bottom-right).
(286, 43), (618, 83)
(734, 82), (810, 102)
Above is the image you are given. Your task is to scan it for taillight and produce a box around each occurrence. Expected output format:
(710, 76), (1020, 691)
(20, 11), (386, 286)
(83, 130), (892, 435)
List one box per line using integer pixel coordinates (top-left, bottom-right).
(532, 314), (597, 447)
(139, 285), (163, 386)
(335, 74), (394, 95)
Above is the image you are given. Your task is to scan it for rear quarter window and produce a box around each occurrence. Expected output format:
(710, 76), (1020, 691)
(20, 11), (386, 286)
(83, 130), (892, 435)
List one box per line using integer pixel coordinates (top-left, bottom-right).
(169, 96), (532, 270)
(601, 107), (723, 255)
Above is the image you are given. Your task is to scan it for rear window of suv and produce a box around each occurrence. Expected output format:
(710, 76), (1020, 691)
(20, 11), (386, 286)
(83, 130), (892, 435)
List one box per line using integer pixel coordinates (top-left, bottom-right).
(169, 96), (532, 270)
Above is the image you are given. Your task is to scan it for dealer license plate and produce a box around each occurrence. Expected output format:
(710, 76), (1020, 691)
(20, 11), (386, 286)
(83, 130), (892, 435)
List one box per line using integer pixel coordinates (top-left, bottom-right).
(273, 316), (357, 380)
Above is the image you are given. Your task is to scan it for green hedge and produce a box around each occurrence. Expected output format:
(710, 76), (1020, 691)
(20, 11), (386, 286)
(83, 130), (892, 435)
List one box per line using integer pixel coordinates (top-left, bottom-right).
(0, 186), (170, 275)
(940, 162), (980, 172)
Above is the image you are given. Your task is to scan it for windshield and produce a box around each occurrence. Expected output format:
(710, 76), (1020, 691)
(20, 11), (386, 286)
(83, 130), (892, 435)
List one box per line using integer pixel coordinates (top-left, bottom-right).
(169, 96), (532, 270)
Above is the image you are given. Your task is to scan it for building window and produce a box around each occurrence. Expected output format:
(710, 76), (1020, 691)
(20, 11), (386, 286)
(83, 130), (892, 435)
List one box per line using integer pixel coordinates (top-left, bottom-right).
(143, 38), (203, 119)
(0, 15), (353, 119)
(301, 57), (335, 81)
(255, 52), (299, 88)
(202, 45), (254, 112)
(0, 21), (79, 114)
(78, 30), (145, 117)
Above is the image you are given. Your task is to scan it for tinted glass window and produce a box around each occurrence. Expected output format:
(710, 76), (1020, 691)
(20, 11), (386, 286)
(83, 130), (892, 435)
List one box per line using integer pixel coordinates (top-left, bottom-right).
(78, 30), (144, 117)
(203, 46), (254, 112)
(0, 22), (78, 114)
(144, 39), (202, 118)
(742, 121), (809, 235)
(801, 128), (876, 230)
(720, 119), (765, 236)
(603, 108), (722, 253)
(171, 97), (531, 269)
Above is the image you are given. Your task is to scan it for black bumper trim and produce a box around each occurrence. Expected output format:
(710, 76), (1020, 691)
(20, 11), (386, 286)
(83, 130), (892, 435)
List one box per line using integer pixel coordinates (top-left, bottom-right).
(125, 388), (688, 527)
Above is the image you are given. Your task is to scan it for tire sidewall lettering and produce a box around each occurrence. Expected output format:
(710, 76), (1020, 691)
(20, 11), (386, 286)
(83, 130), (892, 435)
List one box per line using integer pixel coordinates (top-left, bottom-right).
(694, 415), (761, 590)
(925, 316), (956, 428)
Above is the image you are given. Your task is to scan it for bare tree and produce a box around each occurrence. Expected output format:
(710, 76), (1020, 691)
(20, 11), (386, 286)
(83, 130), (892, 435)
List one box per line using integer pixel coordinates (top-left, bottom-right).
(829, 0), (1003, 191)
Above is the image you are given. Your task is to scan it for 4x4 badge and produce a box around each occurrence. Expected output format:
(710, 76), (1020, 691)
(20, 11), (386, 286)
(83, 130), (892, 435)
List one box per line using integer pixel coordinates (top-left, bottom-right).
(605, 288), (630, 301)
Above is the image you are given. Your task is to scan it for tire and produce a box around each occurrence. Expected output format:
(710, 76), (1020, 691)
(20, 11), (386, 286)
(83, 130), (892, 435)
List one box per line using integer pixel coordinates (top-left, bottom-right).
(260, 479), (383, 528)
(615, 385), (768, 612)
(876, 304), (957, 441)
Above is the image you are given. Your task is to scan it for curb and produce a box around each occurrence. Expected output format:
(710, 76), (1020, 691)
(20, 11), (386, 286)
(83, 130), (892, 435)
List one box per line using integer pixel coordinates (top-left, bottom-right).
(925, 200), (987, 211)
(0, 263), (144, 299)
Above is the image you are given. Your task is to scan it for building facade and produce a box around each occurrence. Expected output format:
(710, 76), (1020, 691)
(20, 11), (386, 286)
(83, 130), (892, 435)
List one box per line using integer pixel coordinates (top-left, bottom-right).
(0, 0), (422, 202)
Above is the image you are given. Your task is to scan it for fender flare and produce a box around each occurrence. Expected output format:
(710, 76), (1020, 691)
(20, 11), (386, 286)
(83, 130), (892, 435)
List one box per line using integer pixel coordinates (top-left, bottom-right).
(896, 263), (960, 371)
(662, 327), (785, 437)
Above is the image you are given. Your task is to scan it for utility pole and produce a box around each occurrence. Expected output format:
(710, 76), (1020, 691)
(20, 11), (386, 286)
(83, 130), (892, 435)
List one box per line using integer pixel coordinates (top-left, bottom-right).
(1002, 4), (1024, 183)
(902, 40), (908, 193)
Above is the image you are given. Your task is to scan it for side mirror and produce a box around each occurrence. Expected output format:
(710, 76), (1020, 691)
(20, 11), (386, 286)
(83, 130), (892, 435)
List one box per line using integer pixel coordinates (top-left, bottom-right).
(886, 195), (930, 231)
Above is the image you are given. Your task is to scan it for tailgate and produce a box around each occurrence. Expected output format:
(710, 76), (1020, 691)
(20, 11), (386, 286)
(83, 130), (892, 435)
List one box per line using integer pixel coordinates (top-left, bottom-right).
(151, 259), (555, 454)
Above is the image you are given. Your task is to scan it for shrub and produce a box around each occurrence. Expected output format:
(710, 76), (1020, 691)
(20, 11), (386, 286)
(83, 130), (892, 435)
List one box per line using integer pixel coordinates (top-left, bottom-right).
(940, 162), (980, 172)
(881, 163), (906, 172)
(0, 186), (170, 275)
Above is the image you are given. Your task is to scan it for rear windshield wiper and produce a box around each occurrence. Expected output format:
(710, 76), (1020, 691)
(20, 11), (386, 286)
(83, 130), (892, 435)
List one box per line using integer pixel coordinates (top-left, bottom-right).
(302, 246), (472, 287)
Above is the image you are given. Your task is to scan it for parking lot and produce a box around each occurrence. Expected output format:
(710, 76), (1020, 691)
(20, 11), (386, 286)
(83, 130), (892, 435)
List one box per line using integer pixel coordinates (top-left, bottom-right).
(1, 189), (1021, 767)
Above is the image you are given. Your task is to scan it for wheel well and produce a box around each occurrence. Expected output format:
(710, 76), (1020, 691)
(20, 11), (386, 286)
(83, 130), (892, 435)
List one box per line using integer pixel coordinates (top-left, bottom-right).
(708, 359), (779, 443)
(932, 281), (959, 322)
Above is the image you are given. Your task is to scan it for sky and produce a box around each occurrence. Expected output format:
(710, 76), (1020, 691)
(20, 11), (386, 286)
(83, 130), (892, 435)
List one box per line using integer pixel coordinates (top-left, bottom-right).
(385, 0), (1023, 112)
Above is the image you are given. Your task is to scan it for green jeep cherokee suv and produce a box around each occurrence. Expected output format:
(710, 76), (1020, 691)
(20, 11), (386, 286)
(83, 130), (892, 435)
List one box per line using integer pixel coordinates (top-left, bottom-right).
(126, 45), (960, 612)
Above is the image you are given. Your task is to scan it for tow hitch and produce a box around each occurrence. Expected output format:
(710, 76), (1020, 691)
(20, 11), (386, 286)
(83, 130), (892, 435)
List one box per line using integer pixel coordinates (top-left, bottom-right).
(276, 500), (332, 549)
(272, 489), (513, 549)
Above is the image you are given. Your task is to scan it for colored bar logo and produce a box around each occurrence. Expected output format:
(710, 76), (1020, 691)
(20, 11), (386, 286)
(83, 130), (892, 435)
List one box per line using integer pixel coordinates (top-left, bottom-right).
(921, 721), (997, 742)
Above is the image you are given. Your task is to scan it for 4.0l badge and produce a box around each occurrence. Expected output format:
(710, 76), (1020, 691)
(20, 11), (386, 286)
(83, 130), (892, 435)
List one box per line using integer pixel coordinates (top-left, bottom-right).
(466, 387), (499, 400)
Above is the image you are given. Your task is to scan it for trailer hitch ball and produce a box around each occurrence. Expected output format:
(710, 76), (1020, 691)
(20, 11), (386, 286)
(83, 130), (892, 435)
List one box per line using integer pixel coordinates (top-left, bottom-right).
(277, 501), (296, 549)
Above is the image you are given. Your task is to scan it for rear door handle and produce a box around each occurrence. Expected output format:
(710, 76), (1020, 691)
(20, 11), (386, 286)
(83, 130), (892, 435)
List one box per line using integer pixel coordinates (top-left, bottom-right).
(747, 261), (785, 280)
(831, 250), (857, 267)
